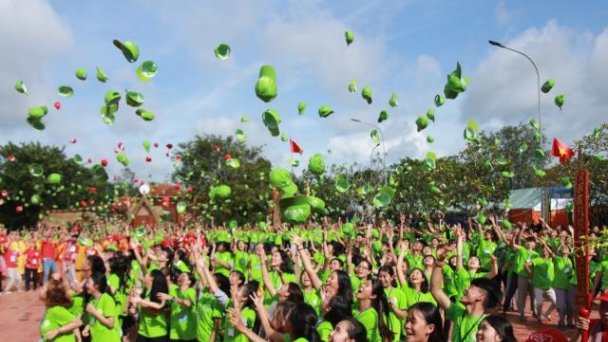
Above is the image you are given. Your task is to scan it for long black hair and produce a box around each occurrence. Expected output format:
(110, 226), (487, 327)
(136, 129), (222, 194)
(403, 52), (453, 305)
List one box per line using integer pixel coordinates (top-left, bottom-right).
(290, 303), (321, 342)
(407, 302), (445, 342)
(143, 269), (169, 304)
(369, 278), (394, 342)
(339, 317), (368, 342)
(481, 315), (516, 342)
(323, 295), (353, 327)
(109, 253), (130, 294)
(333, 270), (354, 306)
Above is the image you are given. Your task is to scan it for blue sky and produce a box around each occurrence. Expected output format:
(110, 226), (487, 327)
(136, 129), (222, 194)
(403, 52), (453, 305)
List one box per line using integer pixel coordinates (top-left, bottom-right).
(2, 0), (608, 185)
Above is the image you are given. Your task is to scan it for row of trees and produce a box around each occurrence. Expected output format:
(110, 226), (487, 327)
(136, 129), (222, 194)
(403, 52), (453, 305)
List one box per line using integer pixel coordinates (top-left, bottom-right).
(1, 123), (607, 229)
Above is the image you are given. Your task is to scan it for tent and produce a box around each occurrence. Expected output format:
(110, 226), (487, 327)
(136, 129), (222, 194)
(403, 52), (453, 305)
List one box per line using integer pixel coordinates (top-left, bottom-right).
(507, 187), (571, 227)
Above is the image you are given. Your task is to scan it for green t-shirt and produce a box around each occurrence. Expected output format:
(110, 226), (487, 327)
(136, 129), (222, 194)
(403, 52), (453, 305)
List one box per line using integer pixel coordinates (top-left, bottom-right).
(68, 294), (84, 319)
(405, 254), (424, 271)
(355, 307), (379, 342)
(477, 239), (497, 271)
(454, 268), (486, 298)
(233, 250), (249, 276)
(264, 271), (296, 303)
(137, 295), (168, 338)
(446, 304), (486, 342)
(169, 287), (197, 340)
(303, 289), (321, 316)
(248, 253), (262, 282)
(401, 285), (436, 309)
(223, 307), (256, 342)
(88, 293), (120, 342)
(316, 320), (333, 342)
(214, 251), (234, 277)
(513, 246), (538, 277)
(442, 266), (459, 299)
(552, 255), (575, 290)
(196, 291), (223, 342)
(531, 257), (554, 290)
(384, 287), (406, 342)
(107, 273), (127, 318)
(40, 306), (77, 342)
(598, 260), (608, 291)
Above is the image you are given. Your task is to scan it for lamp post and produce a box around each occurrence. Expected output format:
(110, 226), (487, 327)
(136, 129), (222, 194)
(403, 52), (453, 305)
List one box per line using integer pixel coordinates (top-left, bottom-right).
(350, 118), (386, 178)
(489, 40), (547, 221)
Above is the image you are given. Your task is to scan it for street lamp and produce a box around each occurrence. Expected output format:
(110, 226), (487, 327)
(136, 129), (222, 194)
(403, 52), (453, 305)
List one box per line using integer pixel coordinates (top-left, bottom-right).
(489, 40), (547, 221)
(350, 118), (386, 176)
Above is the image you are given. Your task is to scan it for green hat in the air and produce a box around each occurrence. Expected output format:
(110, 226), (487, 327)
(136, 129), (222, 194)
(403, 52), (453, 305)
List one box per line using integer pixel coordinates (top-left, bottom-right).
(361, 86), (372, 104)
(308, 154), (326, 176)
(269, 168), (292, 188)
(318, 105), (334, 118)
(255, 65), (277, 103)
(280, 195), (311, 224)
(262, 108), (281, 136)
(113, 39), (140, 63)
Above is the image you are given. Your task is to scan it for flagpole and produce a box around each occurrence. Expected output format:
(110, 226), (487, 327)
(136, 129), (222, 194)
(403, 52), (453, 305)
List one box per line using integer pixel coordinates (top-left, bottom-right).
(350, 118), (387, 183)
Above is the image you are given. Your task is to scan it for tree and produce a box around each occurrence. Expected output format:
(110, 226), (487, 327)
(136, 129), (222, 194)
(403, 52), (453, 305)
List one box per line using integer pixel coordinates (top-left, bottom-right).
(172, 135), (272, 224)
(0, 142), (112, 229)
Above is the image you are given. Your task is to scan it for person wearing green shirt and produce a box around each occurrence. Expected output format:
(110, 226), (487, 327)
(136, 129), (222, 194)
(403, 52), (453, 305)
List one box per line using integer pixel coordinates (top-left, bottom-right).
(524, 241), (556, 323)
(378, 265), (407, 342)
(554, 243), (577, 329)
(40, 279), (83, 342)
(474, 220), (497, 273)
(83, 273), (120, 342)
(158, 272), (198, 342)
(256, 244), (296, 303)
(130, 269), (169, 341)
(233, 240), (249, 277)
(509, 226), (538, 320)
(431, 245), (503, 342)
(355, 278), (394, 342)
(212, 242), (234, 277)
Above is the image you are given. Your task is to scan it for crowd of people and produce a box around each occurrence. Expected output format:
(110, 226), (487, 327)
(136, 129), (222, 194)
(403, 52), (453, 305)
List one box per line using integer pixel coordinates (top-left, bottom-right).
(0, 213), (607, 342)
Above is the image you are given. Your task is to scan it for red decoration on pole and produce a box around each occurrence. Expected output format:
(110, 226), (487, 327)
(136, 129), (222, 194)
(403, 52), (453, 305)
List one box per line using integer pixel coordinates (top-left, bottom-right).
(574, 169), (591, 342)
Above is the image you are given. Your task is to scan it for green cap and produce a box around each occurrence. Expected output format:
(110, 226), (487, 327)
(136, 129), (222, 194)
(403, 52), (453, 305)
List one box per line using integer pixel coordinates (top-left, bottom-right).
(307, 196), (326, 212)
(416, 115), (429, 132)
(477, 212), (486, 224)
(280, 195), (311, 223)
(240, 115), (250, 123)
(370, 129), (381, 143)
(96, 66), (109, 82)
(555, 94), (565, 110)
(75, 68), (87, 81)
(561, 176), (572, 189)
(297, 102), (307, 115)
(143, 140), (151, 153)
(269, 168), (292, 188)
(541, 79), (555, 93)
(345, 31), (355, 46)
(214, 43), (231, 60)
(28, 106), (48, 120)
(235, 129), (247, 142)
(15, 80), (28, 95)
(373, 186), (395, 208)
(361, 86), (372, 104)
(136, 109), (155, 121)
(281, 133), (289, 142)
(308, 154), (326, 176)
(426, 109), (435, 122)
(426, 135), (434, 143)
(47, 173), (62, 184)
(29, 164), (44, 177)
(443, 62), (469, 99)
(126, 90), (145, 107)
(389, 93), (398, 107)
(378, 110), (389, 123)
(104, 90), (122, 106)
(318, 105), (334, 118)
(341, 223), (355, 239)
(348, 79), (358, 93)
(26, 117), (45, 131)
(137, 61), (158, 82)
(255, 65), (277, 103)
(77, 237), (93, 247)
(113, 39), (140, 63)
(434, 94), (445, 107)
(116, 152), (130, 167)
(262, 108), (281, 136)
(58, 86), (74, 97)
(335, 174), (349, 193)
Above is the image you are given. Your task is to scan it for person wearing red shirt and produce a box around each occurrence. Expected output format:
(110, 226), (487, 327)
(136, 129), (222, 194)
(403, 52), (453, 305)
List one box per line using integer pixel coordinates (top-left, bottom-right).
(41, 229), (59, 285)
(24, 239), (41, 291)
(60, 235), (79, 287)
(573, 291), (608, 342)
(3, 232), (22, 294)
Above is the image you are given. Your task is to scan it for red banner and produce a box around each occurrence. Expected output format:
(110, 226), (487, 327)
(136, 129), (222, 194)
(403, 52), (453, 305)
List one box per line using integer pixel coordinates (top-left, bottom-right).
(574, 169), (590, 307)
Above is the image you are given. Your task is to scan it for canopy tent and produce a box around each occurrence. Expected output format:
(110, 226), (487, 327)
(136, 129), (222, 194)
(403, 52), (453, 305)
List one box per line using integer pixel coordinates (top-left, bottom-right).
(507, 187), (571, 228)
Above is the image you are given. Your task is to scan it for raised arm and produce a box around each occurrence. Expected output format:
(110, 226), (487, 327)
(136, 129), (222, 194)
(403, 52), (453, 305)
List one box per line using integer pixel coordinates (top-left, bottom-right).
(256, 244), (278, 297)
(396, 241), (408, 286)
(430, 248), (452, 311)
(292, 235), (323, 290)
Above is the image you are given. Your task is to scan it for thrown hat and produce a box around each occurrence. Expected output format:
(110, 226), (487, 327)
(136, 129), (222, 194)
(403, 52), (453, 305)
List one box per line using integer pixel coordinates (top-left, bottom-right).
(443, 62), (469, 100)
(388, 93), (398, 107)
(416, 115), (429, 132)
(335, 174), (349, 193)
(378, 110), (389, 123)
(297, 102), (307, 115)
(75, 68), (87, 81)
(58, 86), (74, 97)
(126, 90), (145, 107)
(361, 86), (372, 104)
(269, 168), (292, 188)
(136, 109), (155, 121)
(113, 39), (140, 63)
(307, 196), (325, 213)
(308, 154), (326, 176)
(137, 61), (158, 82)
(426, 109), (435, 122)
(214, 43), (231, 60)
(344, 31), (355, 46)
(255, 65), (277, 103)
(373, 186), (395, 208)
(318, 105), (334, 118)
(555, 94), (565, 110)
(116, 152), (130, 167)
(15, 80), (28, 95)
(348, 79), (358, 93)
(240, 115), (250, 123)
(28, 106), (48, 120)
(235, 129), (247, 142)
(96, 66), (109, 82)
(541, 79), (555, 93)
(29, 164), (44, 177)
(434, 94), (444, 107)
(280, 195), (311, 224)
(47, 173), (62, 184)
(262, 108), (281, 136)
(525, 329), (567, 342)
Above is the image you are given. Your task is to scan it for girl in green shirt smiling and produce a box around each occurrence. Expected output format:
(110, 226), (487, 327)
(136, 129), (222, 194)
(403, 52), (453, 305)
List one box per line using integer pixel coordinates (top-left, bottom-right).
(354, 278), (394, 342)
(83, 273), (121, 342)
(129, 269), (169, 342)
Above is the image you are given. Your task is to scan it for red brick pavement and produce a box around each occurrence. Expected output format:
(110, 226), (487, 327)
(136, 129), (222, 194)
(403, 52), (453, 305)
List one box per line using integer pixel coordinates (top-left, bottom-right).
(0, 290), (603, 341)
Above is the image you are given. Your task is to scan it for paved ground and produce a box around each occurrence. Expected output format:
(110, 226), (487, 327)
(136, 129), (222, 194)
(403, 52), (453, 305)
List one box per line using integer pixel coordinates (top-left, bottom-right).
(0, 290), (602, 341)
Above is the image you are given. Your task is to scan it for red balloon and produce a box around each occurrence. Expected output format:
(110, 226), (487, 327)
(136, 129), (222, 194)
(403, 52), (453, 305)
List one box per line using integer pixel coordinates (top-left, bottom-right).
(54, 102), (61, 110)
(174, 182), (182, 190)
(214, 145), (221, 153)
(166, 143), (173, 149)
(153, 142), (159, 148)
(80, 200), (87, 208)
(223, 154), (232, 161)
(15, 205), (23, 213)
(7, 154), (15, 162)
(101, 159), (108, 167)
(145, 156), (152, 162)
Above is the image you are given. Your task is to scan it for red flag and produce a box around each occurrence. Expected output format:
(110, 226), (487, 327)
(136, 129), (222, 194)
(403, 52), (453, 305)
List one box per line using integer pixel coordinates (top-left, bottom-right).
(290, 139), (303, 154)
(551, 138), (574, 163)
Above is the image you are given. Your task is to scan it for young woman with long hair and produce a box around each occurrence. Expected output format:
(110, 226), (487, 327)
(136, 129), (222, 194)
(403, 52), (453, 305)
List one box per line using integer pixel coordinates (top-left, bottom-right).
(158, 272), (197, 342)
(328, 317), (368, 342)
(475, 315), (516, 342)
(404, 302), (444, 342)
(378, 265), (407, 342)
(355, 278), (394, 342)
(129, 269), (169, 342)
(83, 273), (121, 342)
(317, 295), (353, 342)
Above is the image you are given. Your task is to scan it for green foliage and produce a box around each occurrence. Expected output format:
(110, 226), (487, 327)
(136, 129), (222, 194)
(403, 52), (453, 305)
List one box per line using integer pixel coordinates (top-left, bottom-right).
(172, 135), (272, 225)
(0, 142), (112, 229)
